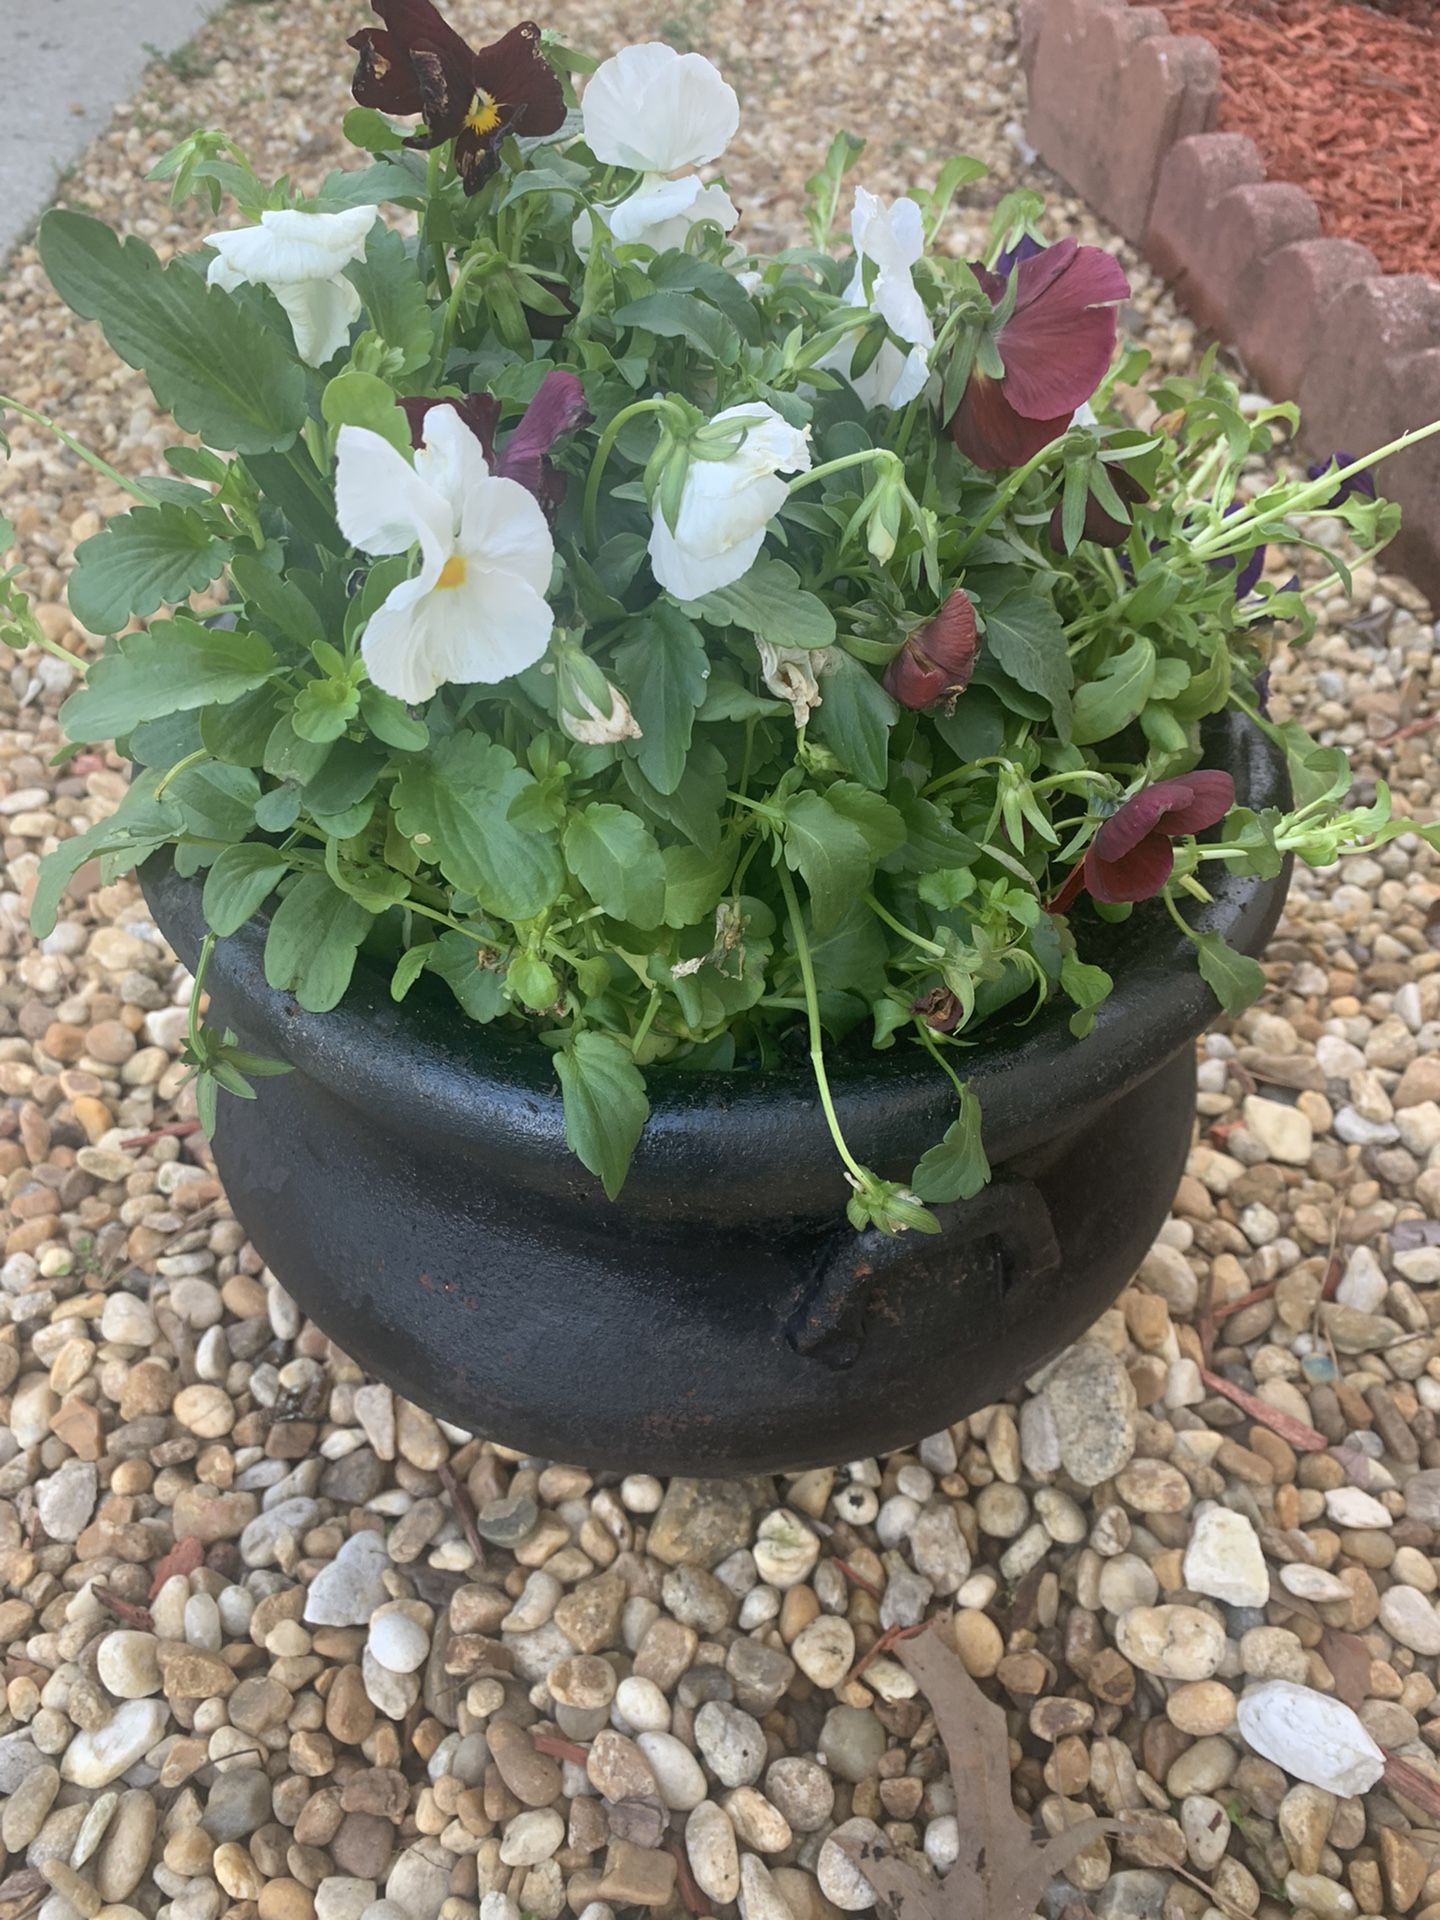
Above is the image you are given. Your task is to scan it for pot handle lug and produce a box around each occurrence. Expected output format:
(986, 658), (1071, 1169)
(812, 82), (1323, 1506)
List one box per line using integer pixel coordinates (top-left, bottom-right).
(784, 1174), (1062, 1371)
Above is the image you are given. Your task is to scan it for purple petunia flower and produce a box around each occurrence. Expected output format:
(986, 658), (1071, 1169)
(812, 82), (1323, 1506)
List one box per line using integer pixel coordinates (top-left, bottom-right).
(1306, 453), (1377, 509)
(399, 370), (587, 521)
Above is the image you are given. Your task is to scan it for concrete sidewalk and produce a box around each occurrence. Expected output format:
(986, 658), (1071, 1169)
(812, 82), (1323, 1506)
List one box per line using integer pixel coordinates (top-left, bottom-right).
(3, 0), (226, 264)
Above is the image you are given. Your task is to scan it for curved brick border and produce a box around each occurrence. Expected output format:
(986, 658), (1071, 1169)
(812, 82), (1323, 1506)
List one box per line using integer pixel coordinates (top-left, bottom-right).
(1018, 0), (1440, 603)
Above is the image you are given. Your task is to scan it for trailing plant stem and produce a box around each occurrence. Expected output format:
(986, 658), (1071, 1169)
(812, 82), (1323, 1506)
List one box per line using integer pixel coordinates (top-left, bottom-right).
(776, 859), (868, 1186)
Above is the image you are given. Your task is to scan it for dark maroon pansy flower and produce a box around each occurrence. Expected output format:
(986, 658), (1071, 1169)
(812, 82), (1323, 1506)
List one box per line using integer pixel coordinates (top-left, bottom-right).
(400, 371), (587, 520)
(883, 589), (981, 712)
(1047, 770), (1236, 913)
(1306, 453), (1377, 509)
(348, 4), (565, 193)
(911, 986), (965, 1034)
(948, 239), (1131, 471)
(1048, 464), (1148, 552)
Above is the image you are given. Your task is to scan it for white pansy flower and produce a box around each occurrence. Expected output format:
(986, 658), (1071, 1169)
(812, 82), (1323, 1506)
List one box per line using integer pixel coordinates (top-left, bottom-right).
(581, 41), (739, 173)
(758, 639), (830, 730)
(821, 187), (936, 411)
(648, 403), (812, 601)
(204, 204), (379, 367)
(335, 403), (555, 706)
(575, 41), (741, 257)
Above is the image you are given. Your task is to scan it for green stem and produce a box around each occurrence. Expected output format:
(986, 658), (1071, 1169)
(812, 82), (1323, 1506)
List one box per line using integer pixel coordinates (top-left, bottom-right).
(1160, 885), (1199, 947)
(787, 447), (898, 497)
(442, 248), (496, 349)
(581, 397), (672, 551)
(424, 148), (452, 298)
(188, 932), (217, 1056)
(0, 396), (154, 504)
(914, 1018), (967, 1099)
(951, 435), (1073, 565)
(864, 892), (946, 958)
(1189, 420), (1440, 559)
(631, 988), (662, 1058)
(155, 748), (208, 800)
(775, 859), (868, 1185)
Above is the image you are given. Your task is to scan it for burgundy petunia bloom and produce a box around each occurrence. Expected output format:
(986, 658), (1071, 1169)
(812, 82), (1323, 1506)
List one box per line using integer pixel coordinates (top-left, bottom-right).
(883, 590), (981, 711)
(1048, 464), (1148, 552)
(348, 4), (565, 193)
(1047, 770), (1236, 913)
(399, 370), (587, 520)
(948, 238), (1131, 470)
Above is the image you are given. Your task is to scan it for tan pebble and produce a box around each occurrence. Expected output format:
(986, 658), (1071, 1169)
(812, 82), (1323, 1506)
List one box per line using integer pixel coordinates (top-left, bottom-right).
(172, 1384), (235, 1438)
(1166, 1681), (1236, 1737)
(948, 1609), (1002, 1678)
(212, 1843), (262, 1901)
(258, 1880), (316, 1920)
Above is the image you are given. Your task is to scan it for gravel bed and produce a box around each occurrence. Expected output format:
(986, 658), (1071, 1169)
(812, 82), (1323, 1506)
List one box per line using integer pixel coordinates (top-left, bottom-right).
(4, 5), (1440, 1920)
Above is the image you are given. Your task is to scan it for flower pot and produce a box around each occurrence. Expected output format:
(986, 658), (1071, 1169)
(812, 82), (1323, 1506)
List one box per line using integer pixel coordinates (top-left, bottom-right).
(140, 710), (1290, 1474)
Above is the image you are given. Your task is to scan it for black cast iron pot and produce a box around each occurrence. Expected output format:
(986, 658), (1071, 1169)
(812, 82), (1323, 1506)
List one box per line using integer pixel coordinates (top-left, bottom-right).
(141, 710), (1290, 1474)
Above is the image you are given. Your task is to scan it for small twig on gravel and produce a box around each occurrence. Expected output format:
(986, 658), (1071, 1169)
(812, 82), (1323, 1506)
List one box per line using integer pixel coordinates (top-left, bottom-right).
(532, 1732), (591, 1766)
(843, 1619), (930, 1689)
(120, 1120), (203, 1148)
(668, 1840), (707, 1917)
(436, 1459), (487, 1573)
(91, 1587), (155, 1631)
(832, 1555), (884, 1601)
(1378, 713), (1440, 744)
(1213, 1254), (1342, 1327)
(1197, 1259), (1218, 1367)
(1199, 1366), (1329, 1451)
(1384, 1752), (1440, 1819)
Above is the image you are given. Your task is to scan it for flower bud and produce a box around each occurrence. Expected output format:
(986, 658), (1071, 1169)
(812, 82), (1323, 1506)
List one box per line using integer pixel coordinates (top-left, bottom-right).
(882, 590), (980, 711)
(555, 641), (642, 746)
(910, 986), (965, 1033)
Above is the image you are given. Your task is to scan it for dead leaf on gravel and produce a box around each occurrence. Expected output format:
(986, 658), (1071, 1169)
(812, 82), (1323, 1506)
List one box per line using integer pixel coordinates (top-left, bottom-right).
(149, 1533), (204, 1598)
(837, 1623), (1115, 1920)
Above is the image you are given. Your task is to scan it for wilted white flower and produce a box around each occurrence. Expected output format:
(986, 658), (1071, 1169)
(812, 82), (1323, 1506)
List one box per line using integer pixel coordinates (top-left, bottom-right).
(757, 638), (829, 729)
(335, 403), (555, 705)
(554, 640), (643, 745)
(204, 204), (379, 367)
(648, 403), (812, 600)
(822, 187), (935, 411)
(575, 42), (741, 255)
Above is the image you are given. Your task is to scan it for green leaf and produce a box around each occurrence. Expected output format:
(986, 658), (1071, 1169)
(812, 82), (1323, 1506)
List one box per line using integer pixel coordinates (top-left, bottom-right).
(344, 106), (404, 153)
(360, 685), (428, 751)
(202, 842), (289, 936)
(911, 1086), (990, 1204)
(263, 873), (374, 1012)
(888, 789), (979, 875)
(781, 784), (903, 932)
(980, 583), (1074, 741)
(168, 762), (259, 844)
(811, 651), (897, 789)
(564, 804), (666, 928)
(230, 554), (326, 649)
(683, 554), (836, 651)
(38, 210), (307, 453)
(1193, 930), (1267, 1016)
(555, 1030), (650, 1200)
(662, 843), (734, 929)
(393, 734), (564, 921)
(31, 776), (181, 938)
(61, 619), (277, 742)
(612, 290), (739, 364)
(346, 224), (435, 373)
(613, 603), (710, 796)
(322, 368), (411, 455)
(622, 739), (727, 854)
(507, 951), (560, 1011)
(68, 505), (233, 635)
(390, 943), (433, 1002)
(1071, 637), (1157, 746)
(427, 931), (508, 1022)
(293, 674), (361, 743)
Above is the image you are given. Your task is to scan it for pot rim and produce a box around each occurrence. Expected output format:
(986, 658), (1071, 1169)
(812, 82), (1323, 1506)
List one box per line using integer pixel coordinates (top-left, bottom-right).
(141, 708), (1291, 1202)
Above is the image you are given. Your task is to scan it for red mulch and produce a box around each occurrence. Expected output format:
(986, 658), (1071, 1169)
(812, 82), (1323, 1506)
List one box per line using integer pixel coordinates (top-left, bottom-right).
(1135, 0), (1440, 277)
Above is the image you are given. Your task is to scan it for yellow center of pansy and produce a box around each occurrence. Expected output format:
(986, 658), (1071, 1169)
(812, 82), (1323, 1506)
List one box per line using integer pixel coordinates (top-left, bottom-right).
(436, 555), (468, 591)
(465, 90), (502, 136)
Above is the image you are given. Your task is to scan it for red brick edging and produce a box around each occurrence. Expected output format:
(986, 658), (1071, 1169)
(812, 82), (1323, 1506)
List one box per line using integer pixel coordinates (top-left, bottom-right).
(1018, 0), (1440, 604)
